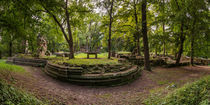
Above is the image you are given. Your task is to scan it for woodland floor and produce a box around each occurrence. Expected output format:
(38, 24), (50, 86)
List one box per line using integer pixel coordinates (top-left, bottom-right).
(1, 65), (210, 105)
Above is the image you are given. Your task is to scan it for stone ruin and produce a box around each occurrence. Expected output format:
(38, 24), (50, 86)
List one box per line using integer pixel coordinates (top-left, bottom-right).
(37, 33), (47, 57)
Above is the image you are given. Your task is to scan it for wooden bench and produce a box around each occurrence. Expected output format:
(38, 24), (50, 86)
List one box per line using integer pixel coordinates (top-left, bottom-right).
(87, 52), (98, 59)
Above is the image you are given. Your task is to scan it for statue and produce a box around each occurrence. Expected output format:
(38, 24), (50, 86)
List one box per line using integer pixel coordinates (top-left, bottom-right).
(37, 33), (47, 57)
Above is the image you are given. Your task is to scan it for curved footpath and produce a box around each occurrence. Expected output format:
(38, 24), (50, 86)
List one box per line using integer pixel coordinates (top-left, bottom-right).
(10, 65), (210, 105)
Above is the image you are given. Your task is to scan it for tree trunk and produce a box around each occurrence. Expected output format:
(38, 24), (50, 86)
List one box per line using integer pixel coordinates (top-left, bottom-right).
(42, 1), (74, 59)
(0, 50), (2, 59)
(108, 0), (114, 59)
(190, 32), (195, 66)
(142, 0), (151, 71)
(9, 41), (12, 57)
(176, 22), (185, 64)
(190, 18), (196, 66)
(52, 41), (55, 54)
(134, 0), (140, 56)
(155, 47), (157, 56)
(65, 0), (74, 59)
(163, 21), (166, 56)
(163, 41), (166, 56)
(162, 0), (165, 57)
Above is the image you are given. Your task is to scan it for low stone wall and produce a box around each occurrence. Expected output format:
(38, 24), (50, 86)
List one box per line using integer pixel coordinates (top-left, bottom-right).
(120, 55), (167, 66)
(194, 59), (210, 65)
(45, 62), (141, 86)
(7, 57), (47, 67)
(163, 62), (190, 68)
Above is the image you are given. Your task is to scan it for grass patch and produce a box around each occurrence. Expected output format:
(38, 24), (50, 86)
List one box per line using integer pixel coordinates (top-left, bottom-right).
(0, 60), (25, 73)
(50, 53), (119, 65)
(15, 53), (119, 65)
(157, 80), (169, 85)
(75, 53), (108, 59)
(52, 58), (119, 65)
(65, 58), (118, 65)
(144, 75), (210, 105)
(0, 80), (46, 105)
(117, 51), (131, 54)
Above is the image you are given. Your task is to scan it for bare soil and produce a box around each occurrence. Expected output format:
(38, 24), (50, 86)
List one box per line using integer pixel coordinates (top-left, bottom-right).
(1, 65), (210, 105)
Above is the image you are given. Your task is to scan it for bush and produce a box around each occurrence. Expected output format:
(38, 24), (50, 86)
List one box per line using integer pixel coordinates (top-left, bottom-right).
(144, 76), (210, 105)
(0, 80), (46, 105)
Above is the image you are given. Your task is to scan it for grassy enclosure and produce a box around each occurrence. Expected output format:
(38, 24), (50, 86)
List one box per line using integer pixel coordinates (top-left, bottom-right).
(50, 53), (119, 65)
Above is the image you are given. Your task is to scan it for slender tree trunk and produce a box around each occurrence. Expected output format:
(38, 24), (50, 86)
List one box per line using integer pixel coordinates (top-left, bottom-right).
(191, 32), (195, 66)
(86, 36), (89, 52)
(155, 47), (157, 56)
(176, 22), (185, 64)
(190, 19), (196, 66)
(65, 0), (74, 59)
(163, 42), (166, 56)
(134, 0), (140, 56)
(52, 41), (55, 54)
(108, 0), (114, 59)
(163, 22), (166, 56)
(162, 0), (166, 57)
(0, 50), (2, 59)
(9, 41), (12, 57)
(142, 0), (151, 71)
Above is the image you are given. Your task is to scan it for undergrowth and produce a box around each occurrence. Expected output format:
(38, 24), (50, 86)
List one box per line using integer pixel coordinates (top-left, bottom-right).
(144, 75), (210, 105)
(0, 80), (46, 105)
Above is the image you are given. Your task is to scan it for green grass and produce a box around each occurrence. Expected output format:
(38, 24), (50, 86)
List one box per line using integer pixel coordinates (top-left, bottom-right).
(50, 53), (119, 65)
(16, 53), (119, 65)
(144, 75), (210, 105)
(0, 80), (46, 105)
(117, 51), (131, 54)
(0, 60), (25, 73)
(157, 80), (169, 85)
(75, 53), (108, 59)
(64, 58), (118, 65)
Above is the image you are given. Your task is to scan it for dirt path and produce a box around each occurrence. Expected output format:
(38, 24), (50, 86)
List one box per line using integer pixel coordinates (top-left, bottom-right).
(7, 66), (210, 105)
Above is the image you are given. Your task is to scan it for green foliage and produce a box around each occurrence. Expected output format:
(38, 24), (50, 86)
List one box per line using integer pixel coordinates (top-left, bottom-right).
(144, 75), (210, 105)
(0, 60), (25, 73)
(0, 80), (46, 105)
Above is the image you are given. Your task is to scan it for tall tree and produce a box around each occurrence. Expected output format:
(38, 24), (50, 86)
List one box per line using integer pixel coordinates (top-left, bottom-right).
(40, 0), (75, 59)
(142, 0), (151, 71)
(108, 0), (114, 59)
(174, 0), (185, 64)
(134, 0), (141, 56)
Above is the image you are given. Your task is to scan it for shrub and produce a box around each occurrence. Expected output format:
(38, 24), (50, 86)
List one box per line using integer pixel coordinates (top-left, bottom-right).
(0, 80), (46, 105)
(144, 76), (210, 105)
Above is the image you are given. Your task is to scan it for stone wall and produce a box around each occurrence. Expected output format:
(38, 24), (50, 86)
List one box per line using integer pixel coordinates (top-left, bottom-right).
(7, 57), (47, 67)
(45, 62), (141, 86)
(117, 55), (167, 66)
